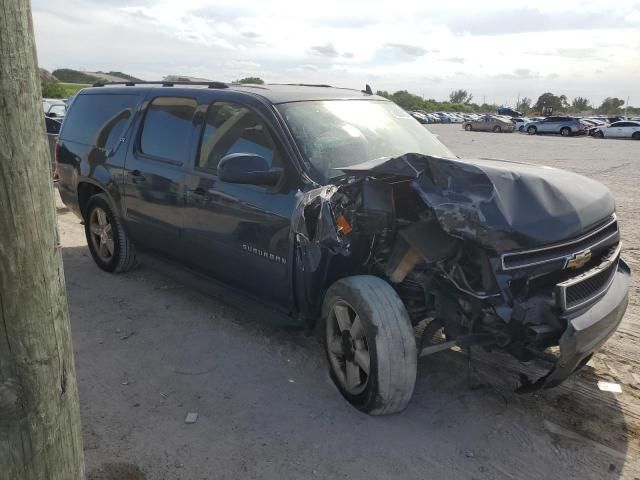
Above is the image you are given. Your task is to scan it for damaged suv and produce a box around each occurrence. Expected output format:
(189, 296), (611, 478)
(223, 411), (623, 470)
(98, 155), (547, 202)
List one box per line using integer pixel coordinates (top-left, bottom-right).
(57, 82), (630, 415)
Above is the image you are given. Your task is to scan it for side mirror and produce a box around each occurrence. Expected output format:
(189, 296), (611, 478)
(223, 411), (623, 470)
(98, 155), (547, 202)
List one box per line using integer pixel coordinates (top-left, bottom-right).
(47, 112), (57, 118)
(218, 153), (282, 186)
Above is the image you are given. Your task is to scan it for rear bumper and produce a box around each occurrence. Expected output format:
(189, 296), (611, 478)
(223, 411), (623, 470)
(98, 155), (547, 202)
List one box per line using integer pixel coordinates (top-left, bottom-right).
(519, 259), (630, 391)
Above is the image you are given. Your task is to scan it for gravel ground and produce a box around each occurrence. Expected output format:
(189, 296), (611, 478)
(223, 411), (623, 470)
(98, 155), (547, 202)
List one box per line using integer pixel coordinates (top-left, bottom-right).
(57, 125), (640, 480)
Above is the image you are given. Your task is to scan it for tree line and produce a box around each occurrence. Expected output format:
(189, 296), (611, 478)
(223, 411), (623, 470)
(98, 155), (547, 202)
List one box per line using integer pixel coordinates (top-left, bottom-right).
(377, 89), (638, 116)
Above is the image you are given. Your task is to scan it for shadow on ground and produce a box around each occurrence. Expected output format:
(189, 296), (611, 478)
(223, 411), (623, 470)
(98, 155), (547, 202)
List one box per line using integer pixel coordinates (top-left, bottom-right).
(61, 244), (634, 480)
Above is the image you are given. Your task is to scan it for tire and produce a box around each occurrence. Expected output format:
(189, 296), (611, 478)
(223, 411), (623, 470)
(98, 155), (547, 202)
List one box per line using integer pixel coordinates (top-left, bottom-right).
(322, 275), (417, 415)
(84, 193), (137, 273)
(633, 132), (640, 140)
(518, 126), (524, 132)
(493, 125), (502, 133)
(464, 124), (472, 131)
(595, 131), (604, 139)
(560, 127), (571, 137)
(527, 126), (537, 135)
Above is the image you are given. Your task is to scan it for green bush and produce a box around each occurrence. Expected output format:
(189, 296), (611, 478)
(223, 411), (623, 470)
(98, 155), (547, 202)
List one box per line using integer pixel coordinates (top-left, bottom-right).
(41, 80), (66, 98)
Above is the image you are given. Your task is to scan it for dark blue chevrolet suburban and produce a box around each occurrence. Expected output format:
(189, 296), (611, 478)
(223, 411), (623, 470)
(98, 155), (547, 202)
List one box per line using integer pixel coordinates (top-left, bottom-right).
(57, 82), (630, 414)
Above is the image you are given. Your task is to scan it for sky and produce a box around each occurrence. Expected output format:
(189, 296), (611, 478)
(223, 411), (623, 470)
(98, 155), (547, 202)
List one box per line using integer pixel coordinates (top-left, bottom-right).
(32, 0), (640, 106)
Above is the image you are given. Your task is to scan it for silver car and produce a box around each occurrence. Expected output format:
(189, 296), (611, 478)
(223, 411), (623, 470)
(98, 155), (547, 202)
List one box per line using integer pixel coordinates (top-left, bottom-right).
(525, 116), (585, 136)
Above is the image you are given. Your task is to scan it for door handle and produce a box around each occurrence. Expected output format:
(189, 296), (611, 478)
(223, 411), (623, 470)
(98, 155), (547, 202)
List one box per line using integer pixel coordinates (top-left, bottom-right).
(131, 170), (146, 183)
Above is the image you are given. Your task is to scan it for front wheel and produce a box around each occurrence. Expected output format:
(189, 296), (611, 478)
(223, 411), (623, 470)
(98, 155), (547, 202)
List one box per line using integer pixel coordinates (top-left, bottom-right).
(322, 276), (417, 415)
(527, 126), (537, 135)
(633, 132), (640, 140)
(464, 124), (472, 131)
(84, 193), (137, 273)
(493, 125), (502, 133)
(518, 126), (524, 132)
(560, 127), (571, 137)
(595, 130), (605, 139)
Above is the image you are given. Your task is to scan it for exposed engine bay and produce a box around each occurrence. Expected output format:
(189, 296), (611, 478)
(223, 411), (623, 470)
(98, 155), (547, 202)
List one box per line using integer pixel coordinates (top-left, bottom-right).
(292, 153), (629, 392)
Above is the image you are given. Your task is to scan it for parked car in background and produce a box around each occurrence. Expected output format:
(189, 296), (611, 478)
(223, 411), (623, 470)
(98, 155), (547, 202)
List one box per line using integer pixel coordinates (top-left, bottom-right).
(580, 119), (606, 136)
(511, 117), (530, 132)
(593, 121), (640, 139)
(434, 112), (452, 123)
(43, 98), (67, 118)
(463, 115), (515, 133)
(409, 111), (429, 124)
(497, 106), (523, 117)
(45, 116), (62, 176)
(525, 116), (585, 136)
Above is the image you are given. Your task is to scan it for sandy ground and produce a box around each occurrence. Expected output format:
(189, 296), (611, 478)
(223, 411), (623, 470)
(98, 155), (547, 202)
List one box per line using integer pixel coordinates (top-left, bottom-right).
(56, 125), (640, 480)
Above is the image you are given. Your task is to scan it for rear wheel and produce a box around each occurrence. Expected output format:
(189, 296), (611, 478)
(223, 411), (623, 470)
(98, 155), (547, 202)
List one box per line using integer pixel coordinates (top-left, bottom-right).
(464, 123), (472, 131)
(633, 132), (640, 140)
(560, 127), (571, 137)
(85, 194), (137, 273)
(527, 126), (537, 135)
(322, 276), (417, 415)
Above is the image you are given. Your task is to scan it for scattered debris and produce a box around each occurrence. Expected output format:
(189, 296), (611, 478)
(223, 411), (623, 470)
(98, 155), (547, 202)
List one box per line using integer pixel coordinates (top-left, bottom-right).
(185, 412), (198, 424)
(597, 381), (622, 393)
(288, 379), (295, 383)
(157, 284), (184, 290)
(120, 331), (137, 341)
(464, 451), (475, 458)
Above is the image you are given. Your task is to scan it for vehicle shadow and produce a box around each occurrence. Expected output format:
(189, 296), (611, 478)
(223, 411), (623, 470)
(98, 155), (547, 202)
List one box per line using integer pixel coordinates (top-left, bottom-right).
(61, 245), (635, 480)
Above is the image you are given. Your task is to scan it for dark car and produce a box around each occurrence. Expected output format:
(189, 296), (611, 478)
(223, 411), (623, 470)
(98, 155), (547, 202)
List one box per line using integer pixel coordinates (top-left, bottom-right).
(45, 116), (62, 175)
(57, 82), (630, 415)
(496, 107), (523, 117)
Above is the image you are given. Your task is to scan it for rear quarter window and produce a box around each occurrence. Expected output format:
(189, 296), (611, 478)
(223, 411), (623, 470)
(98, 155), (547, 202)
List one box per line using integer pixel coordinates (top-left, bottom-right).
(60, 93), (140, 149)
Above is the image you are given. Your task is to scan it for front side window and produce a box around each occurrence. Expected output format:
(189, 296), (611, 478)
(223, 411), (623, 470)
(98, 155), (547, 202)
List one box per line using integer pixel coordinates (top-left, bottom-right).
(140, 96), (197, 163)
(277, 100), (455, 182)
(197, 102), (280, 171)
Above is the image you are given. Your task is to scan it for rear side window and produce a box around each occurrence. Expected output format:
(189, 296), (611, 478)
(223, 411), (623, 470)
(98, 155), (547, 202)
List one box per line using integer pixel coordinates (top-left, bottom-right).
(140, 97), (197, 163)
(60, 94), (139, 149)
(197, 102), (280, 171)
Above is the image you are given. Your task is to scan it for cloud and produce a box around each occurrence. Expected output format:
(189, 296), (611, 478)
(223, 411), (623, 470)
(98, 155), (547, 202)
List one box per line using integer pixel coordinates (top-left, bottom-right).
(30, 0), (640, 106)
(445, 7), (639, 36)
(309, 43), (340, 58)
(383, 43), (428, 57)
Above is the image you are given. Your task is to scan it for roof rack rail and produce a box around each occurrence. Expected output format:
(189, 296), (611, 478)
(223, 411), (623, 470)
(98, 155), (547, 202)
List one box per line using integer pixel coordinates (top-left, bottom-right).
(270, 83), (334, 88)
(91, 80), (229, 89)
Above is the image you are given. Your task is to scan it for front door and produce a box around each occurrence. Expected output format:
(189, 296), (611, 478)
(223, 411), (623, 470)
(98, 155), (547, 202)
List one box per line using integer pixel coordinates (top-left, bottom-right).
(122, 95), (198, 259)
(183, 100), (298, 307)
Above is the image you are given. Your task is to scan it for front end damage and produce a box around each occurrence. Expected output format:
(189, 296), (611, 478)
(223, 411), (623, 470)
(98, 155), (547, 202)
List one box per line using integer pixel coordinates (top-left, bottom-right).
(292, 153), (630, 391)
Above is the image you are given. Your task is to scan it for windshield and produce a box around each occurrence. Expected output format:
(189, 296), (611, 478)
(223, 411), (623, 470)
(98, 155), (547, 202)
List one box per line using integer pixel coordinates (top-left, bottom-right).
(277, 100), (455, 183)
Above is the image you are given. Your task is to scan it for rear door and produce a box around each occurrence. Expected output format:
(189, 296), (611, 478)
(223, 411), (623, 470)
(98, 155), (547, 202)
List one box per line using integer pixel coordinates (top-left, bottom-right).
(122, 94), (198, 259)
(182, 96), (298, 307)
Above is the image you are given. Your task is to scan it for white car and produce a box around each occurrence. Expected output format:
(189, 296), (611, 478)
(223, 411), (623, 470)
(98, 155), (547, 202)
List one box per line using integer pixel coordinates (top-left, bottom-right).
(511, 117), (530, 132)
(593, 121), (640, 139)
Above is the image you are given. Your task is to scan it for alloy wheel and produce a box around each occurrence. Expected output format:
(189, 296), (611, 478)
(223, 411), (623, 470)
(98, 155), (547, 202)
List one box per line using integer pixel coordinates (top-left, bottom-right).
(326, 301), (371, 395)
(89, 207), (115, 262)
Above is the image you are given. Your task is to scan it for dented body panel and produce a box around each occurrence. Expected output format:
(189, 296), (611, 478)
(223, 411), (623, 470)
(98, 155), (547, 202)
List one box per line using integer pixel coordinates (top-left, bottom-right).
(291, 153), (628, 390)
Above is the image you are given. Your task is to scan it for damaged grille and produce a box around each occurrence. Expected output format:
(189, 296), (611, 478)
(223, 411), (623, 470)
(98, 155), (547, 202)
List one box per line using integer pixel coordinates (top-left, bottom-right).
(556, 243), (621, 312)
(501, 215), (618, 271)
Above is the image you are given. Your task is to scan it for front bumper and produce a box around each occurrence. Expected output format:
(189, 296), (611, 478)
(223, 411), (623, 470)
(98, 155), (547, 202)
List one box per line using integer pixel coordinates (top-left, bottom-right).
(518, 259), (630, 392)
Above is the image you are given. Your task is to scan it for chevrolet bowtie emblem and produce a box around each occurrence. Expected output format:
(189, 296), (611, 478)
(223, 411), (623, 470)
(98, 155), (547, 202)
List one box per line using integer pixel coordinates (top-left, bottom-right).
(566, 249), (592, 269)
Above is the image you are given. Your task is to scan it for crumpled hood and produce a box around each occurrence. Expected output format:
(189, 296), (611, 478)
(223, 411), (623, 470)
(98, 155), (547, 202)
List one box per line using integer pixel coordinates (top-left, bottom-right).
(339, 153), (615, 252)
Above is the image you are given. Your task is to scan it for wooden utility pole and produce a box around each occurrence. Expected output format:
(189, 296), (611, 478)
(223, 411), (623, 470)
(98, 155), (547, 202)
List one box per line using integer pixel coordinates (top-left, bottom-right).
(0, 1), (85, 478)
